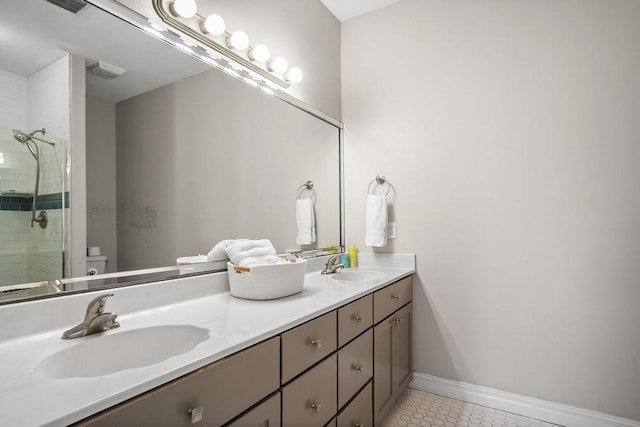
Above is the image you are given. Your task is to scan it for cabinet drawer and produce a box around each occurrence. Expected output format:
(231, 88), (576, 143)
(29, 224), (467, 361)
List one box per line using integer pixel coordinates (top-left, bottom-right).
(373, 276), (412, 324)
(337, 382), (372, 427)
(77, 337), (280, 427)
(282, 353), (337, 427)
(281, 311), (337, 383)
(338, 329), (373, 409)
(338, 294), (372, 347)
(226, 392), (280, 427)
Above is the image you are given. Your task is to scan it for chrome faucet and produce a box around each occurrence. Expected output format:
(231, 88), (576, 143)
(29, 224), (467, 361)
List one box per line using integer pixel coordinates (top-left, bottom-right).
(61, 293), (120, 339)
(321, 255), (345, 274)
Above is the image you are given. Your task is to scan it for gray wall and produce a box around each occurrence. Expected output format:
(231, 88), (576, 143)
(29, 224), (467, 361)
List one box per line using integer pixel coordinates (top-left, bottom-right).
(86, 95), (117, 273)
(342, 0), (640, 422)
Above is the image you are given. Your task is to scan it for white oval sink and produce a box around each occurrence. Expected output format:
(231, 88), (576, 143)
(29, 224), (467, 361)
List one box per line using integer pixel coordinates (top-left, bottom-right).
(35, 324), (209, 378)
(332, 269), (385, 283)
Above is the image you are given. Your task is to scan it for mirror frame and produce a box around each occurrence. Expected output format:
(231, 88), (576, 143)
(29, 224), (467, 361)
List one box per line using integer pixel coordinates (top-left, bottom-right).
(0, 0), (344, 305)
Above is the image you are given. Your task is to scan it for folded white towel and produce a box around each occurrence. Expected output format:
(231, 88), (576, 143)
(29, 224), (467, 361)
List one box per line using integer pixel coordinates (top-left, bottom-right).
(365, 194), (388, 247)
(206, 239), (248, 261)
(226, 239), (281, 267)
(296, 198), (316, 245)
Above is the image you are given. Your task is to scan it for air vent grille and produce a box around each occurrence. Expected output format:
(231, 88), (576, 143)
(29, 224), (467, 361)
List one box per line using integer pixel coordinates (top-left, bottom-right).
(46, 0), (88, 14)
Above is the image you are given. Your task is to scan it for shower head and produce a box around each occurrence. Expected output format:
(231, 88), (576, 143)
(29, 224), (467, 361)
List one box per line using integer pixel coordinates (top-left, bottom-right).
(13, 131), (39, 160)
(12, 129), (55, 148)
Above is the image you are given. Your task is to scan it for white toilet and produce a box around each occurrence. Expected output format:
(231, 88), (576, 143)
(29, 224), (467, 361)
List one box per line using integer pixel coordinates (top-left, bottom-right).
(87, 255), (108, 276)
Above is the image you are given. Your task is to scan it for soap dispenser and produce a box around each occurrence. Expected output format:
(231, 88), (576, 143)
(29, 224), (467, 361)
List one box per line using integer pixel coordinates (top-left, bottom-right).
(348, 245), (358, 267)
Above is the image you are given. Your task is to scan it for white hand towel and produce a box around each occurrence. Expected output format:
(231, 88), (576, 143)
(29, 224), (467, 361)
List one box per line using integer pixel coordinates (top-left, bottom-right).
(206, 239), (248, 261)
(365, 194), (388, 247)
(296, 198), (316, 245)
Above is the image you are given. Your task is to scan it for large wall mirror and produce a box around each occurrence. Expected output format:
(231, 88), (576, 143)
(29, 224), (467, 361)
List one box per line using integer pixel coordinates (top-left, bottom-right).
(0, 0), (343, 304)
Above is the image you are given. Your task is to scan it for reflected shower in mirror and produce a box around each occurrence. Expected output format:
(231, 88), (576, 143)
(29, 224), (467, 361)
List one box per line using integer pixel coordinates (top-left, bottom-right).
(0, 0), (342, 304)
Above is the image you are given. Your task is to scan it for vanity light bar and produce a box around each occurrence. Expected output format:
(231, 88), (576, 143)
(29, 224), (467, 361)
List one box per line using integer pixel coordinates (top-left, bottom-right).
(140, 19), (277, 97)
(153, 0), (303, 88)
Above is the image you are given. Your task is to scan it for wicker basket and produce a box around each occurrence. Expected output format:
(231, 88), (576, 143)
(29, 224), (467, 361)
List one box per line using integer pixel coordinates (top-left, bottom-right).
(227, 258), (307, 300)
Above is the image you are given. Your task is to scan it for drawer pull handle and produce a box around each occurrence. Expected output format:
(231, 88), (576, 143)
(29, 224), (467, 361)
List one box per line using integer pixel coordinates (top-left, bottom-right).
(310, 338), (322, 349)
(353, 422), (365, 427)
(351, 363), (363, 373)
(351, 314), (363, 323)
(391, 317), (401, 326)
(391, 294), (400, 300)
(309, 401), (322, 414)
(187, 407), (204, 424)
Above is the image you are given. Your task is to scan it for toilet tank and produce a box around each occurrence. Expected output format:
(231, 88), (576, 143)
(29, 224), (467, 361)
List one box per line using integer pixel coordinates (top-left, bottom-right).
(87, 255), (108, 275)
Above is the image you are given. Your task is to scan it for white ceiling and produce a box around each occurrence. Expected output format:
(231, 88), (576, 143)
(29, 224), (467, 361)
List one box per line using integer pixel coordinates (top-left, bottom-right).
(319, 0), (403, 22)
(1, 0), (208, 103)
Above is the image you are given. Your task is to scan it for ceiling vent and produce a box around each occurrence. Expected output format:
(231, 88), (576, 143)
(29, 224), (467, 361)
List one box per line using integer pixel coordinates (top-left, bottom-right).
(87, 61), (127, 79)
(46, 0), (88, 14)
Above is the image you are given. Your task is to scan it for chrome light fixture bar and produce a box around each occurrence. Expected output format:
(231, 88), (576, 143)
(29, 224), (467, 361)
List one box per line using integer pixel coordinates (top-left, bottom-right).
(153, 0), (303, 89)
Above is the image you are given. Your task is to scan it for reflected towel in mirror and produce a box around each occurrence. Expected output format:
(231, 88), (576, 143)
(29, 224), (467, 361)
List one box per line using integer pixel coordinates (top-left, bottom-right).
(296, 198), (316, 245)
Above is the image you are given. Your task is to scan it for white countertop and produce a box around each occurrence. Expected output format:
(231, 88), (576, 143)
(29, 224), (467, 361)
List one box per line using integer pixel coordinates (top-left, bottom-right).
(0, 253), (414, 426)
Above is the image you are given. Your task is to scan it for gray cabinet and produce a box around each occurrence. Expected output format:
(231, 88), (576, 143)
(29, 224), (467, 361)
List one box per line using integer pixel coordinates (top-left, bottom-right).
(76, 337), (280, 427)
(373, 301), (413, 426)
(76, 275), (413, 427)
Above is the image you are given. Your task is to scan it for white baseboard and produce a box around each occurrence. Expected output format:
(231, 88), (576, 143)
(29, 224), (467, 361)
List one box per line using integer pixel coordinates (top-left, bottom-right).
(410, 372), (640, 427)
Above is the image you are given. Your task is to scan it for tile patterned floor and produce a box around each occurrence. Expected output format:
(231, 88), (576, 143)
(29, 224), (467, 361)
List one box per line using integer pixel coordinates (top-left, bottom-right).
(381, 388), (562, 427)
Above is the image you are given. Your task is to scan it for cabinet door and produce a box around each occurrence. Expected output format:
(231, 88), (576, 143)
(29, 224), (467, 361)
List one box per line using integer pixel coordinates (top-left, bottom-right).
(226, 392), (281, 427)
(373, 303), (413, 426)
(77, 337), (280, 427)
(282, 353), (337, 427)
(373, 316), (394, 425)
(393, 303), (412, 394)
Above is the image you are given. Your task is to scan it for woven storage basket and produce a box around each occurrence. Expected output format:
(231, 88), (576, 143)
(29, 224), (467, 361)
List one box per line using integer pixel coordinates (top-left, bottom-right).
(227, 258), (307, 300)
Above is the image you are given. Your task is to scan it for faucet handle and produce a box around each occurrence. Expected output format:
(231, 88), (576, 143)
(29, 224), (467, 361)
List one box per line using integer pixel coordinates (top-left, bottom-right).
(84, 293), (114, 321)
(326, 254), (340, 266)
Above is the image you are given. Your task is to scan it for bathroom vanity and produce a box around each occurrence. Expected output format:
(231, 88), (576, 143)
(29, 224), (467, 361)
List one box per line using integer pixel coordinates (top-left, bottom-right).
(0, 254), (414, 426)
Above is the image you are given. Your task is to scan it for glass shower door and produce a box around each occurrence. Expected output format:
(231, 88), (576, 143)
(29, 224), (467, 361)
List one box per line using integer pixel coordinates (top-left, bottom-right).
(0, 126), (67, 289)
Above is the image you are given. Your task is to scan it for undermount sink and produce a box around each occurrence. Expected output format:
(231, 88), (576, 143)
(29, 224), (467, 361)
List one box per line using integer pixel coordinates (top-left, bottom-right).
(35, 324), (209, 379)
(331, 269), (385, 283)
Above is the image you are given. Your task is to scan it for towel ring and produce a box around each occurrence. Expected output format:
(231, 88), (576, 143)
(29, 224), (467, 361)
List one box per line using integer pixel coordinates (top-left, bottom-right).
(297, 180), (316, 202)
(368, 175), (391, 196)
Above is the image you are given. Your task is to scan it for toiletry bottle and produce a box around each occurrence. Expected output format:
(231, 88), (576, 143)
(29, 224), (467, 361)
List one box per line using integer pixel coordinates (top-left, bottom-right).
(348, 245), (358, 267)
(340, 253), (350, 268)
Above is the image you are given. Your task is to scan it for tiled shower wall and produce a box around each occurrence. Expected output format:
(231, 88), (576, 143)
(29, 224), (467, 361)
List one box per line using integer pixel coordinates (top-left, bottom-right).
(0, 56), (69, 286)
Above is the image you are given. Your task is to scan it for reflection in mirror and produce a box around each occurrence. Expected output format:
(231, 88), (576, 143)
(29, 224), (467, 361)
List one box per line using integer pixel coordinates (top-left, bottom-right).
(0, 0), (342, 304)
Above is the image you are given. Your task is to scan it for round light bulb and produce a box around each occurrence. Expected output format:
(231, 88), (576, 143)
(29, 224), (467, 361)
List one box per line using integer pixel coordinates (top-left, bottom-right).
(170, 0), (197, 19)
(226, 30), (249, 51)
(285, 66), (303, 83)
(202, 14), (225, 36)
(268, 56), (288, 74)
(249, 44), (270, 63)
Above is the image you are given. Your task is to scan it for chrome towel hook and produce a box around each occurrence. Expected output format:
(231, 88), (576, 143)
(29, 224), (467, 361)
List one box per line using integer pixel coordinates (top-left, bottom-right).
(368, 175), (391, 196)
(297, 180), (316, 202)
